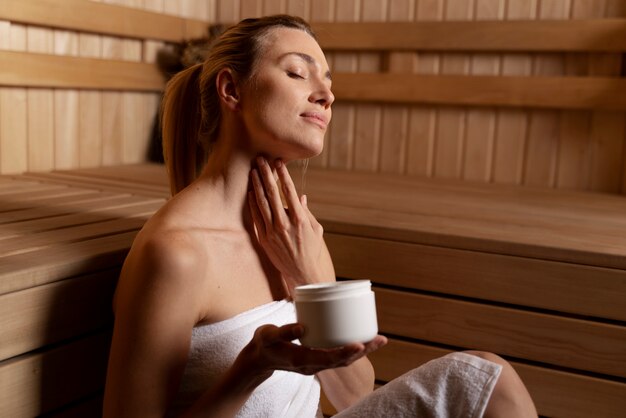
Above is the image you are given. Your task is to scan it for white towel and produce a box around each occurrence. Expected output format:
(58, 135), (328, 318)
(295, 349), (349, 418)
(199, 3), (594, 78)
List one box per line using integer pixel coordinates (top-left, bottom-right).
(334, 352), (502, 418)
(167, 300), (322, 418)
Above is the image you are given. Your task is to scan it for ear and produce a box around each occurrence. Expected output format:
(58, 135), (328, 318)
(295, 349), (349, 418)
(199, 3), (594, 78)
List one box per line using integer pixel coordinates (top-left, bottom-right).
(216, 68), (240, 111)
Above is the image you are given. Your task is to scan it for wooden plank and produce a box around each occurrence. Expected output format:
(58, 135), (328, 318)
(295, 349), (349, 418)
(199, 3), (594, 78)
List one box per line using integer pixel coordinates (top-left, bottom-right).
(77, 34), (103, 169)
(369, 339), (626, 418)
(379, 0), (413, 175)
(0, 23), (27, 175)
(0, 331), (111, 417)
(0, 191), (129, 223)
(0, 269), (118, 362)
(325, 0), (358, 171)
(352, 0), (384, 173)
(26, 26), (55, 173)
(491, 1), (535, 185)
(0, 188), (100, 212)
(331, 73), (626, 110)
(53, 29), (80, 170)
(405, 0), (442, 177)
(63, 163), (168, 186)
(462, 0), (503, 182)
(313, 19), (626, 52)
(522, 0), (569, 188)
(0, 230), (137, 295)
(31, 170), (169, 193)
(326, 233), (626, 322)
(0, 50), (164, 91)
(434, 1), (472, 180)
(1, 215), (149, 256)
(375, 287), (626, 377)
(0, 0), (205, 42)
(0, 183), (65, 196)
(0, 198), (162, 238)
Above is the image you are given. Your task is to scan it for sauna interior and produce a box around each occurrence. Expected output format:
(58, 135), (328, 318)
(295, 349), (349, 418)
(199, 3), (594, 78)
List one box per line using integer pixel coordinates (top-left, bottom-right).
(1, 0), (625, 417)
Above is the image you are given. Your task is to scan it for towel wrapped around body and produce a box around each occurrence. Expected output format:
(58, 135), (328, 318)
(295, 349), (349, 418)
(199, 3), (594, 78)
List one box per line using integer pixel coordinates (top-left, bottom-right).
(167, 299), (502, 418)
(166, 300), (323, 418)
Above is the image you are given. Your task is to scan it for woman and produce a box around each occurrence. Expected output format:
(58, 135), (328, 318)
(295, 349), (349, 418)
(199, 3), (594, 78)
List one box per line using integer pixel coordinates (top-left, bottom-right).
(103, 15), (537, 418)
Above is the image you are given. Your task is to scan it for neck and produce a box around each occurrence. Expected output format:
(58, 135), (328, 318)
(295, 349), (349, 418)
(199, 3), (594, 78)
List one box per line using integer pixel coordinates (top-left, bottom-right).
(190, 124), (263, 232)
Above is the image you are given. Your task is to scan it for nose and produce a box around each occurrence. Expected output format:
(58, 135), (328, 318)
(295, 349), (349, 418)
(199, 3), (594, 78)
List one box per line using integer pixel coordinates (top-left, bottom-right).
(309, 80), (334, 109)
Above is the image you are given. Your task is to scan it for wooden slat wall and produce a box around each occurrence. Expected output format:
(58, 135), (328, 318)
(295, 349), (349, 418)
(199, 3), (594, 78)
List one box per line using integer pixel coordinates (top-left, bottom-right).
(319, 0), (626, 195)
(1, 0), (625, 195)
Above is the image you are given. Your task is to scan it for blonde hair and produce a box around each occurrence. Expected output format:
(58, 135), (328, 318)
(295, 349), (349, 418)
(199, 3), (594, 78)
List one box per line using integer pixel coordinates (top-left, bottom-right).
(161, 15), (316, 195)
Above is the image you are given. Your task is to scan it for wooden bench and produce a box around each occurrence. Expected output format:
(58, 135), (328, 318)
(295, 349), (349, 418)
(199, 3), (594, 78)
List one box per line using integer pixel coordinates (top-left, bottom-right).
(0, 165), (168, 416)
(2, 163), (625, 417)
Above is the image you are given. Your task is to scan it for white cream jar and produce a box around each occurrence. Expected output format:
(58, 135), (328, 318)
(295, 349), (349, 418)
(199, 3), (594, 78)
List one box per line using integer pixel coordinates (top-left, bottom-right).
(294, 280), (378, 348)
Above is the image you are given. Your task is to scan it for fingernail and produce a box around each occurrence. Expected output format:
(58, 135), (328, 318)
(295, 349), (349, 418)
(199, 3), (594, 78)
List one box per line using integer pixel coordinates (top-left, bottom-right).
(276, 159), (283, 168)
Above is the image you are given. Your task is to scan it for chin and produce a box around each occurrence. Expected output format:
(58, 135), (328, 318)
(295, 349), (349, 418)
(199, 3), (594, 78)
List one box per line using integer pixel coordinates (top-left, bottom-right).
(270, 134), (325, 162)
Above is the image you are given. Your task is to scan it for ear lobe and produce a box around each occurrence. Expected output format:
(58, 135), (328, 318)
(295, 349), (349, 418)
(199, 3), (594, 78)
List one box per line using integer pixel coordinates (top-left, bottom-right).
(216, 68), (240, 111)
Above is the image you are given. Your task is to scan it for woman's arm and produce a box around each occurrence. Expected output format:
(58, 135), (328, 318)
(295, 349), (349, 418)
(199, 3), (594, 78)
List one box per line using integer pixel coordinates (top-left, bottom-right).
(103, 234), (268, 418)
(248, 157), (387, 412)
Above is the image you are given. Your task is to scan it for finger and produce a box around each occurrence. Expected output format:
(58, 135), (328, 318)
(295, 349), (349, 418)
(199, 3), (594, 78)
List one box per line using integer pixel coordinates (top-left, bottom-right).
(247, 190), (266, 238)
(275, 160), (306, 221)
(250, 169), (273, 231)
(361, 335), (388, 356)
(256, 156), (288, 226)
(261, 323), (304, 346)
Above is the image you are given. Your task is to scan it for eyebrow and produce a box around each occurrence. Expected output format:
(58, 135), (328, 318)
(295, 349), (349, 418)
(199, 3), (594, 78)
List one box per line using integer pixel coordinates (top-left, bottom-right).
(280, 52), (332, 80)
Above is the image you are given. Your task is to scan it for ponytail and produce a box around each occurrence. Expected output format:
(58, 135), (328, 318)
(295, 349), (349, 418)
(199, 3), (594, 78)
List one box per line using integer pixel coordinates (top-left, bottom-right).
(161, 63), (206, 196)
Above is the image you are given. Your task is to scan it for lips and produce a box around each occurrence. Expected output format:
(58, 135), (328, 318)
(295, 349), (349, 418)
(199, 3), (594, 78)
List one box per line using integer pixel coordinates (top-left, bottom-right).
(300, 112), (328, 129)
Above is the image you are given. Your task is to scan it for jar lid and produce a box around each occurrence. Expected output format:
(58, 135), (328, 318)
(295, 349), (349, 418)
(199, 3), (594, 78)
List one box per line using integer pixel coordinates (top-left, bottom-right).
(294, 280), (371, 302)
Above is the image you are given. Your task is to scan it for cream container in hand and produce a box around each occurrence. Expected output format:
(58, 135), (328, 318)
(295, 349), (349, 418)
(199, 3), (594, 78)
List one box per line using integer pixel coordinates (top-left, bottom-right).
(294, 280), (378, 348)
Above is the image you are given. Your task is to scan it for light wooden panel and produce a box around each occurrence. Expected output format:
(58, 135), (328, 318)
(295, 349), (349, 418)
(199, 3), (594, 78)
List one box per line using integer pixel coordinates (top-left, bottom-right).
(352, 0), (384, 172)
(0, 23), (28, 175)
(331, 73), (626, 110)
(313, 19), (626, 51)
(0, 269), (117, 361)
(326, 233), (626, 322)
(375, 287), (626, 378)
(0, 50), (163, 90)
(0, 0), (208, 41)
(26, 26), (55, 172)
(324, 0), (358, 171)
(463, 0), (502, 182)
(369, 339), (626, 418)
(54, 29), (80, 170)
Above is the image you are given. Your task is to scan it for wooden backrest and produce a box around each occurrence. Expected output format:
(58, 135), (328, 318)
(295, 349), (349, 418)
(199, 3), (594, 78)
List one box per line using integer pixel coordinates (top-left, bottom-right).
(1, 0), (625, 194)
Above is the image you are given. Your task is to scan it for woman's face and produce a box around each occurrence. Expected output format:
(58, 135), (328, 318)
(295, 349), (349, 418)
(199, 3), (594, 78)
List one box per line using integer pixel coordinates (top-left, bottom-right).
(239, 27), (334, 161)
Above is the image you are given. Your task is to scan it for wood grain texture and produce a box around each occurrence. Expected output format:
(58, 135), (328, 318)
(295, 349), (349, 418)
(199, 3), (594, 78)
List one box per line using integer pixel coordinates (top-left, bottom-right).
(326, 233), (626, 322)
(331, 73), (626, 110)
(375, 287), (626, 377)
(0, 0), (206, 42)
(53, 30), (80, 170)
(0, 270), (118, 362)
(0, 50), (164, 90)
(0, 23), (28, 175)
(0, 332), (111, 417)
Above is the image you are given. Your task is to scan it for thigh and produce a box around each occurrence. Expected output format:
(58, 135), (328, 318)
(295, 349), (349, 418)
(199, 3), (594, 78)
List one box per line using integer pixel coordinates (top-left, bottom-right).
(333, 352), (502, 418)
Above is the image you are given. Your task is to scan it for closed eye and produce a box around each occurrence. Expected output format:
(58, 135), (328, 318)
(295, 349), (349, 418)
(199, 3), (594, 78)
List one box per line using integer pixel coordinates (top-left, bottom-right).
(287, 71), (305, 79)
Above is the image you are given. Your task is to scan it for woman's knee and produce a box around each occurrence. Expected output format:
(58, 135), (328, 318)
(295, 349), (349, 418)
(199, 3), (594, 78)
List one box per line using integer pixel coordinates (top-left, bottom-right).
(464, 350), (537, 417)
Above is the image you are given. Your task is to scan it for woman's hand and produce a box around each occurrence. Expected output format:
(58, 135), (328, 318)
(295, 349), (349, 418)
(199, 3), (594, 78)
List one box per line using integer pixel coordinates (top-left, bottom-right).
(248, 156), (333, 293)
(237, 323), (387, 378)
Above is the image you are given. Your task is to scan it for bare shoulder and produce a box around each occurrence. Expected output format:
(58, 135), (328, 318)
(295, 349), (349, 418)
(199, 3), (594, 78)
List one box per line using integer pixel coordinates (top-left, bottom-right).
(113, 222), (211, 320)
